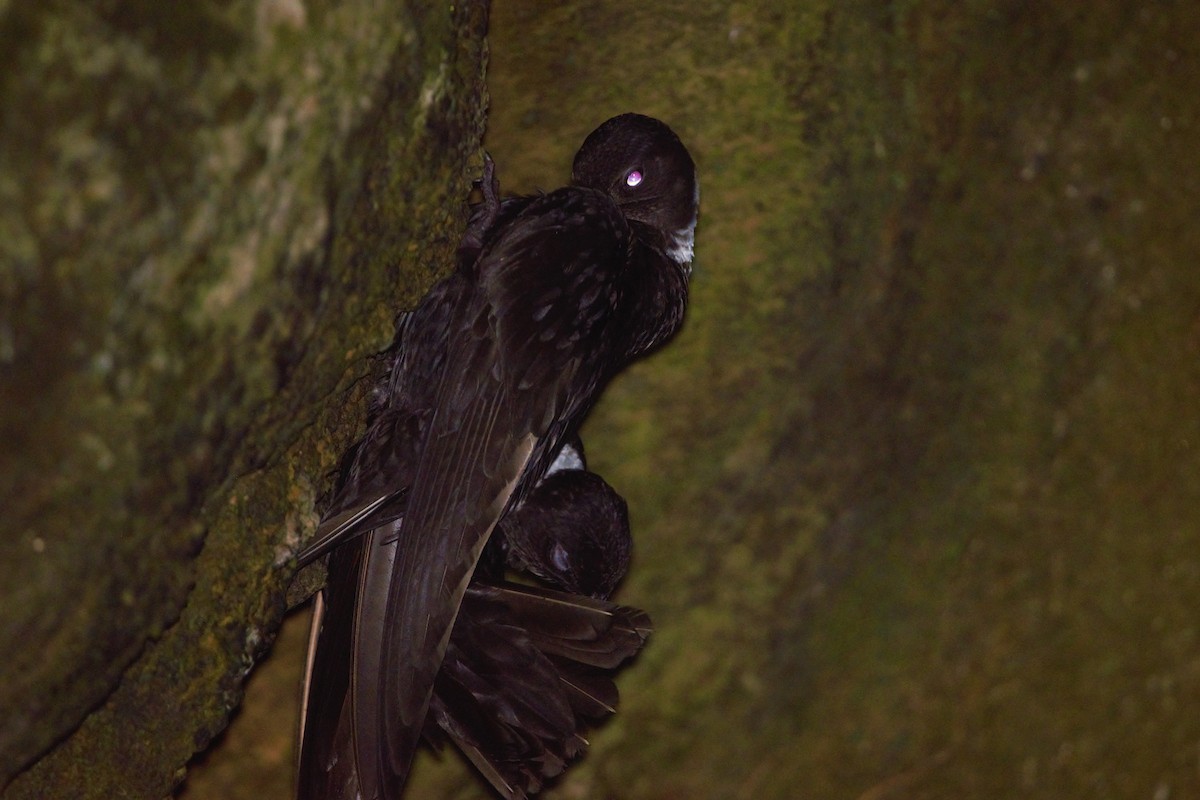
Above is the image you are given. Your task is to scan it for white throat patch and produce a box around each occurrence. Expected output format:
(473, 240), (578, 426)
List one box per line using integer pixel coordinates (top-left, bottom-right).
(545, 443), (585, 477)
(666, 181), (700, 265)
(667, 221), (696, 264)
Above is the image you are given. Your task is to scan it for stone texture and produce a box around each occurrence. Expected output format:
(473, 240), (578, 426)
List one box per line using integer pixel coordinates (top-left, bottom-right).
(0, 0), (488, 796)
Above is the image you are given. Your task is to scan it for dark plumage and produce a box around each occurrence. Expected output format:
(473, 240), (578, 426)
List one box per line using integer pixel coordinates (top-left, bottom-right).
(296, 113), (698, 800)
(423, 441), (649, 798)
(496, 453), (631, 601)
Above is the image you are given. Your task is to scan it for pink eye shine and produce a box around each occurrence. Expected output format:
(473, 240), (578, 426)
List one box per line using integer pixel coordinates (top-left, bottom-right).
(625, 170), (643, 187)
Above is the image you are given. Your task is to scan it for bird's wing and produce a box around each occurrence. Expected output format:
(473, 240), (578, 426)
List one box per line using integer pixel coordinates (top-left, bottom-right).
(297, 522), (397, 800)
(296, 491), (401, 565)
(427, 582), (652, 798)
(350, 187), (631, 799)
(297, 270), (470, 565)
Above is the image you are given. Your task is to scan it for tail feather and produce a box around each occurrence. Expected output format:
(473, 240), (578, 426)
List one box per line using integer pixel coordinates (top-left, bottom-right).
(424, 581), (652, 797)
(555, 665), (619, 718)
(470, 583), (651, 668)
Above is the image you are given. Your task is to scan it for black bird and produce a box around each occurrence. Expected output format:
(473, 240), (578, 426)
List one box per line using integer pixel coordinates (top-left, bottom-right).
(297, 113), (698, 799)
(423, 440), (650, 798)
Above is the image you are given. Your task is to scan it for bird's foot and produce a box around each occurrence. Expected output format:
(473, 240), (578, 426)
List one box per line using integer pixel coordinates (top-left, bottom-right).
(459, 153), (501, 261)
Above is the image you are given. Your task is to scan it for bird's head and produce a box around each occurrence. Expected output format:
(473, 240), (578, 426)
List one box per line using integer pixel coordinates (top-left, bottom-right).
(504, 467), (633, 600)
(572, 113), (699, 266)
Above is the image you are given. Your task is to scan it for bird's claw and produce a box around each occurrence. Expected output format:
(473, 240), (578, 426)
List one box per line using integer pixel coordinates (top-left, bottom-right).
(459, 153), (502, 262)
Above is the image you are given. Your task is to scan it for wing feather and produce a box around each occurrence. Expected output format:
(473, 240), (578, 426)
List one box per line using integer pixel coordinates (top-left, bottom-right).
(423, 582), (652, 797)
(306, 186), (635, 799)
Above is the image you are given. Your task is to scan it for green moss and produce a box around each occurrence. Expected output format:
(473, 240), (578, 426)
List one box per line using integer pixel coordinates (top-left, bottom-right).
(1, 0), (487, 796)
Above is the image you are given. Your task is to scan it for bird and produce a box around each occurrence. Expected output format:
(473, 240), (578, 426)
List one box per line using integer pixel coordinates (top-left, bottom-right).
(422, 439), (651, 798)
(296, 112), (698, 800)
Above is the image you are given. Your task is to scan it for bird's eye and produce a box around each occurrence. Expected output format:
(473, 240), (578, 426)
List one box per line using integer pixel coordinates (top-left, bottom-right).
(550, 543), (571, 572)
(625, 169), (644, 187)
